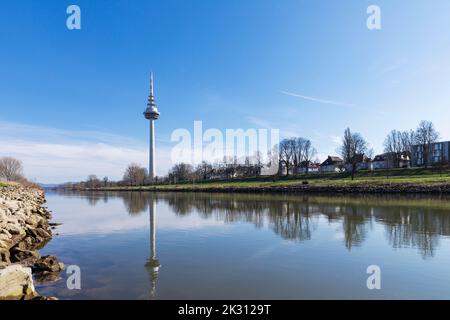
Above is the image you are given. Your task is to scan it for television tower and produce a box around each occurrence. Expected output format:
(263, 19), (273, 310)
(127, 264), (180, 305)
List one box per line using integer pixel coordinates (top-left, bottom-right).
(143, 72), (160, 180)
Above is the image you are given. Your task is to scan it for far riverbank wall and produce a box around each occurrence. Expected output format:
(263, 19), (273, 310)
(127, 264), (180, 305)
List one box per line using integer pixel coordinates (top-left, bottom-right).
(82, 183), (450, 194)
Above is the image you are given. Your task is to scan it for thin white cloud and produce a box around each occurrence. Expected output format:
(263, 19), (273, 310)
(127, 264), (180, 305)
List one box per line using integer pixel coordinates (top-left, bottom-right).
(246, 116), (274, 129)
(246, 116), (301, 138)
(280, 90), (356, 108)
(379, 64), (402, 75)
(331, 135), (342, 146)
(0, 121), (174, 183)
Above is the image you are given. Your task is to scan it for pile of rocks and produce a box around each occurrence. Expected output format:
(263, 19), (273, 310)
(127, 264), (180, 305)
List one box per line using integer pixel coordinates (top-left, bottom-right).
(0, 183), (63, 300)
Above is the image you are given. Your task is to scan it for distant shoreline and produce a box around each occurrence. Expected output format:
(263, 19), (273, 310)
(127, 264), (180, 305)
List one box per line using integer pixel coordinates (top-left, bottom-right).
(66, 182), (450, 194)
(57, 167), (450, 195)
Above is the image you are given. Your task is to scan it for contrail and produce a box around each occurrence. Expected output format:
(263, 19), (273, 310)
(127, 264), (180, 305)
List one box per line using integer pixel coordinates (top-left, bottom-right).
(280, 90), (356, 108)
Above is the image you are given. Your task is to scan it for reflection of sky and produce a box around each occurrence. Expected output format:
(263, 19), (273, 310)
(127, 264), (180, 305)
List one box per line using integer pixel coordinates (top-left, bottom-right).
(38, 192), (450, 300)
(46, 193), (224, 236)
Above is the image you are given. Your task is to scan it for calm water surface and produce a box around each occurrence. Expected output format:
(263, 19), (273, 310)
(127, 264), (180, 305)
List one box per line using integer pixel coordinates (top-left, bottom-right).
(37, 191), (450, 299)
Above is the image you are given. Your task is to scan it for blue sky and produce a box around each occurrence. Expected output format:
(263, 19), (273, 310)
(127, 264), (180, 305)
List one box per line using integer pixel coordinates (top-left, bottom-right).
(1, 0), (450, 183)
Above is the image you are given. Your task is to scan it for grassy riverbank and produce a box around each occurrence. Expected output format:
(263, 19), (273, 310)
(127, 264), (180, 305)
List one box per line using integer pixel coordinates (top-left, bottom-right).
(87, 167), (450, 194)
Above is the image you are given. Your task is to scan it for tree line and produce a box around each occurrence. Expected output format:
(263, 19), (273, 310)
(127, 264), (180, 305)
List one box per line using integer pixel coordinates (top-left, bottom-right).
(0, 157), (39, 188)
(59, 119), (445, 188)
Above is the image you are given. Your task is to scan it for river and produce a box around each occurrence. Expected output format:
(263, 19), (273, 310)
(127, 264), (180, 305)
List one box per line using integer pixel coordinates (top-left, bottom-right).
(36, 191), (450, 299)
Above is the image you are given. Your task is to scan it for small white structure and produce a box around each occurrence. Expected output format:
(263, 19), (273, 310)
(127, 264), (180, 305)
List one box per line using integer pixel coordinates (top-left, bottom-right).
(344, 154), (371, 172)
(371, 152), (410, 170)
(299, 161), (320, 174)
(320, 156), (344, 173)
(371, 154), (389, 170)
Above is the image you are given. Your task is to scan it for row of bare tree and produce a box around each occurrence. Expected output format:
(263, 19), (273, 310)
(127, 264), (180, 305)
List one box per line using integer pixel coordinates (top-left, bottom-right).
(167, 157), (263, 184)
(279, 137), (317, 176)
(60, 120), (443, 188)
(279, 120), (441, 180)
(383, 120), (440, 164)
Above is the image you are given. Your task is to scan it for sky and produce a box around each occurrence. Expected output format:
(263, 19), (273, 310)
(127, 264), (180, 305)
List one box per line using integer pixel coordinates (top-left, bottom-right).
(1, 0), (450, 183)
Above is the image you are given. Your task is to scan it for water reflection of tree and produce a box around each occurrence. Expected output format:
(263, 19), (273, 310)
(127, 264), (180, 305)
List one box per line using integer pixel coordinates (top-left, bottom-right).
(152, 193), (450, 257)
(341, 206), (369, 250)
(64, 190), (450, 257)
(380, 207), (450, 258)
(120, 192), (150, 215)
(86, 192), (102, 206)
(266, 201), (314, 241)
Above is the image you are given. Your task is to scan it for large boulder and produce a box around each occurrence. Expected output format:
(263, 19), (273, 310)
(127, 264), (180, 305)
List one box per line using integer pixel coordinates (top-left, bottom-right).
(0, 264), (36, 299)
(33, 255), (64, 273)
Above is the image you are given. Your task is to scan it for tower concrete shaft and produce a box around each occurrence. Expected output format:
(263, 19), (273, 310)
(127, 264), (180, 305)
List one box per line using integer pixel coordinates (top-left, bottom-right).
(143, 72), (160, 180)
(149, 119), (155, 180)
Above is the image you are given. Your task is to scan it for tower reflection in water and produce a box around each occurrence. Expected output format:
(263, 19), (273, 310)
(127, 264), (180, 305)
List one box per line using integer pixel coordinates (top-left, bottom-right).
(145, 195), (160, 299)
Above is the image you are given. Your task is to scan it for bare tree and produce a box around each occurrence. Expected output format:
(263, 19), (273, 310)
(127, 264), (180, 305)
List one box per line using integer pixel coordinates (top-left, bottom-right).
(293, 137), (306, 172)
(399, 130), (415, 157)
(302, 140), (317, 174)
(339, 128), (369, 180)
(123, 164), (148, 186)
(414, 120), (439, 166)
(0, 157), (24, 181)
(168, 163), (194, 183)
(279, 138), (295, 176)
(384, 130), (401, 154)
(86, 174), (101, 189)
(384, 129), (415, 156)
(195, 161), (213, 180)
(253, 150), (263, 172)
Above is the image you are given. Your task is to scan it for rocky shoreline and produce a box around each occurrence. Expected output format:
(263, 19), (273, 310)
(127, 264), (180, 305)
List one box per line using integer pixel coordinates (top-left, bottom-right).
(0, 183), (63, 300)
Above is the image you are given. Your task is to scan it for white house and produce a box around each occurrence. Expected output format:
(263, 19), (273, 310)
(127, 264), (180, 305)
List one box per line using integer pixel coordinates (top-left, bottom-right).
(320, 156), (344, 173)
(299, 161), (320, 174)
(371, 152), (410, 170)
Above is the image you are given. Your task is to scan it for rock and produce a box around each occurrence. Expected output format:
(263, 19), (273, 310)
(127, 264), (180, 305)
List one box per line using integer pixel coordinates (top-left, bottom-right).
(0, 249), (10, 264)
(30, 295), (58, 300)
(0, 229), (12, 239)
(0, 239), (9, 249)
(0, 265), (36, 299)
(33, 255), (64, 273)
(10, 247), (40, 267)
(35, 228), (51, 239)
(33, 271), (62, 284)
(6, 223), (23, 235)
(0, 183), (61, 299)
(49, 222), (62, 227)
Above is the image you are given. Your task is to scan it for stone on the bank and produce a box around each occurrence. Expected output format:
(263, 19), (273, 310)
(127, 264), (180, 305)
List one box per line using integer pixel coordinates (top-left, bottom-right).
(0, 264), (36, 299)
(33, 255), (64, 273)
(0, 183), (60, 299)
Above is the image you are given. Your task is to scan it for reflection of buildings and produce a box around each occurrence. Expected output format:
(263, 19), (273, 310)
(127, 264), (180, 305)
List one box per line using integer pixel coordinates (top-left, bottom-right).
(145, 197), (160, 299)
(64, 190), (450, 260)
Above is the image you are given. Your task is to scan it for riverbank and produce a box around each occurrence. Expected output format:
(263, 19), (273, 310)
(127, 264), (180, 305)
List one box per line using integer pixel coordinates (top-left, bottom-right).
(91, 182), (450, 194)
(0, 182), (63, 300)
(81, 168), (450, 194)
